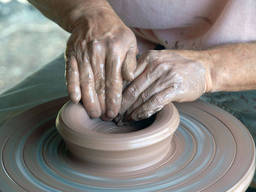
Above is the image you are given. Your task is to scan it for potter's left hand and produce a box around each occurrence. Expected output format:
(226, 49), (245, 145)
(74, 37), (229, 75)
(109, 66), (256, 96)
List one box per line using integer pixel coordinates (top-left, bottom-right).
(120, 50), (212, 121)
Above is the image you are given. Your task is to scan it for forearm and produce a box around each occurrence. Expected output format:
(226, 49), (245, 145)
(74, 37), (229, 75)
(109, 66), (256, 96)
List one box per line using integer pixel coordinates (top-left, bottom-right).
(28, 0), (114, 32)
(204, 42), (256, 92)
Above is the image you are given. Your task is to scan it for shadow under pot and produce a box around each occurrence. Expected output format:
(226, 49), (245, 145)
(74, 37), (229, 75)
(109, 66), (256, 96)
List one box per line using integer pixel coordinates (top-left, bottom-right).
(56, 101), (179, 174)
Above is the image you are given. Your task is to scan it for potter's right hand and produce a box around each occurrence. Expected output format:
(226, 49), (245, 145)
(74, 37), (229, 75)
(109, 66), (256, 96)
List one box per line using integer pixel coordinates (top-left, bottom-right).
(65, 6), (137, 120)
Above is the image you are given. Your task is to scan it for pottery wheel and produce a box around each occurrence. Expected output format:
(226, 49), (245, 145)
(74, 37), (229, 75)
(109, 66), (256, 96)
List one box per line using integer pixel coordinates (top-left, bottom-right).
(0, 98), (255, 192)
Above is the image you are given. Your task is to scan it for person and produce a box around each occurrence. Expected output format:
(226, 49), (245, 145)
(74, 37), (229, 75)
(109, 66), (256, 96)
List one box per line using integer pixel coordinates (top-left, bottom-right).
(1, 0), (256, 190)
(26, 0), (256, 121)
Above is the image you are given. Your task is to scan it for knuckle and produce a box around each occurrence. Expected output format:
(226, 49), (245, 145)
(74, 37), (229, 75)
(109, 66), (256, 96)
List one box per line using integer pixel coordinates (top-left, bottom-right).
(106, 97), (116, 106)
(89, 39), (101, 48)
(151, 95), (162, 105)
(140, 92), (149, 103)
(147, 63), (161, 77)
(66, 33), (83, 52)
(93, 72), (103, 81)
(153, 63), (168, 73)
(66, 71), (78, 83)
(107, 38), (117, 47)
(65, 66), (73, 76)
(106, 93), (121, 107)
(80, 78), (93, 85)
(107, 36), (124, 49)
(80, 73), (94, 84)
(67, 83), (76, 91)
(122, 27), (132, 35)
(142, 50), (159, 67)
(124, 29), (136, 40)
(95, 80), (105, 95)
(110, 43), (121, 54)
(147, 50), (157, 58)
(65, 59), (71, 69)
(66, 35), (75, 48)
(91, 39), (100, 46)
(126, 84), (139, 98)
(65, 62), (76, 73)
(65, 46), (75, 59)
(79, 40), (87, 50)
(106, 78), (122, 89)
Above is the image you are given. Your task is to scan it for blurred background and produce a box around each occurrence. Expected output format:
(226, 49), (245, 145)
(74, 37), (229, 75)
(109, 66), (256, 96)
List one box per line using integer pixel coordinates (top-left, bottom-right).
(0, 0), (69, 94)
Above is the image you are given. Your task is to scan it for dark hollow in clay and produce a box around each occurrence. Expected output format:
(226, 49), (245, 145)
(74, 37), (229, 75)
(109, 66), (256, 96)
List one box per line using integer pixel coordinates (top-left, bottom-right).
(56, 101), (180, 174)
(113, 114), (157, 132)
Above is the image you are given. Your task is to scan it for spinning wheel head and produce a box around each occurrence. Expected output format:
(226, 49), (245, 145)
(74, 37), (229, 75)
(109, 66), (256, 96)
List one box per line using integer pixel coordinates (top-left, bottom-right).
(0, 98), (254, 192)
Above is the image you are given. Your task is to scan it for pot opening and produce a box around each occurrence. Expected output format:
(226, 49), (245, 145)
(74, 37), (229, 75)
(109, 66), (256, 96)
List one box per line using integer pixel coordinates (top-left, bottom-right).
(89, 113), (157, 134)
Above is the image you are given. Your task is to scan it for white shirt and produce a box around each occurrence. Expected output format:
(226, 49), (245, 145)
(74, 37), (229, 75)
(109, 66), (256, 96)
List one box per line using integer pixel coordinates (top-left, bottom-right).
(108, 0), (256, 49)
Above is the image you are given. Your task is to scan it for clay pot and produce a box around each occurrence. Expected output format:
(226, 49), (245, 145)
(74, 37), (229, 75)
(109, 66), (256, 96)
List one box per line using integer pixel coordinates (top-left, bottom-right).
(56, 101), (179, 173)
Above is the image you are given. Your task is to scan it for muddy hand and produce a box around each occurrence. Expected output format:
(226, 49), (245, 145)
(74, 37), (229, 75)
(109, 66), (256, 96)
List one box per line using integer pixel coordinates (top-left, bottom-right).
(120, 50), (212, 121)
(65, 7), (137, 120)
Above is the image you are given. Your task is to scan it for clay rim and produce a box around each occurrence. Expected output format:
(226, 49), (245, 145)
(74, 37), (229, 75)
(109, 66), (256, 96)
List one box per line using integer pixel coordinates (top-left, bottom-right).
(56, 101), (180, 151)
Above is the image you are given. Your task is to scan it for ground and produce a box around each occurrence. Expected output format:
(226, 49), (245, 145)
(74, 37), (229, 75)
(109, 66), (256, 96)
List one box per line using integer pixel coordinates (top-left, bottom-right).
(0, 0), (69, 94)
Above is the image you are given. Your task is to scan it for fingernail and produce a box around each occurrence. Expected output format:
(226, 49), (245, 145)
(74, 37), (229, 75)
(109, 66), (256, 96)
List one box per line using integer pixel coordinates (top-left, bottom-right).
(128, 72), (134, 81)
(107, 111), (115, 119)
(71, 93), (80, 104)
(132, 112), (147, 121)
(131, 113), (138, 121)
(90, 111), (100, 119)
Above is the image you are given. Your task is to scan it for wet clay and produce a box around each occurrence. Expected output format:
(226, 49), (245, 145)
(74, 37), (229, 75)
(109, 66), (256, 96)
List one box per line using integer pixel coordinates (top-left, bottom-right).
(56, 101), (179, 173)
(0, 98), (255, 192)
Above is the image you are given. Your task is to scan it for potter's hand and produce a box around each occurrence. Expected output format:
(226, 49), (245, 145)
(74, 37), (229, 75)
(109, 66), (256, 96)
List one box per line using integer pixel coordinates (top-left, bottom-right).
(65, 7), (137, 120)
(120, 50), (212, 121)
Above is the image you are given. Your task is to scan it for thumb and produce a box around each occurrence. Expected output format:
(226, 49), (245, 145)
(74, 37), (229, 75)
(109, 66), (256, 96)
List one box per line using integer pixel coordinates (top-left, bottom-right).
(122, 47), (137, 81)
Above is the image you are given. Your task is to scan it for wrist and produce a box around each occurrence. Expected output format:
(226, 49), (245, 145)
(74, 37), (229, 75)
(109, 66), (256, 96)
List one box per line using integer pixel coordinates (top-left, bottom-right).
(62, 0), (115, 32)
(200, 50), (214, 93)
(172, 50), (214, 93)
(203, 48), (229, 93)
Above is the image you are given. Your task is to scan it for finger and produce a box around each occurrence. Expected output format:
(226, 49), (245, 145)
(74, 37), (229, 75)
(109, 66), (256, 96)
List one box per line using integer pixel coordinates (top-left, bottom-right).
(105, 49), (125, 119)
(134, 50), (173, 79)
(133, 53), (150, 79)
(120, 61), (171, 115)
(126, 74), (174, 116)
(65, 55), (81, 103)
(130, 87), (176, 121)
(77, 48), (101, 118)
(119, 52), (149, 94)
(89, 41), (106, 118)
(122, 47), (137, 81)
